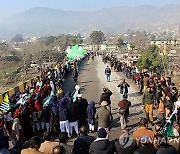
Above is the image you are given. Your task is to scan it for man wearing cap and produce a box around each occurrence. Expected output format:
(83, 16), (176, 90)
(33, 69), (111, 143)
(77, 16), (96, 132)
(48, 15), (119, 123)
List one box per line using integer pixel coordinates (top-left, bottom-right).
(76, 94), (88, 127)
(89, 128), (115, 154)
(142, 87), (154, 123)
(95, 101), (111, 131)
(133, 135), (156, 154)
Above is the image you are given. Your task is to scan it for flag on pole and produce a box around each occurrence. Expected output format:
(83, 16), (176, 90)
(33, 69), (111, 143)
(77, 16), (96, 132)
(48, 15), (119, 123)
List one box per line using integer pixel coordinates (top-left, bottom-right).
(3, 94), (9, 103)
(162, 107), (177, 137)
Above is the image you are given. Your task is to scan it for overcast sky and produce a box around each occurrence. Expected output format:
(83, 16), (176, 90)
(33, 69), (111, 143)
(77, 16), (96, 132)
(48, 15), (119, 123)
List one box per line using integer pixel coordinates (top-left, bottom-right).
(0, 0), (180, 20)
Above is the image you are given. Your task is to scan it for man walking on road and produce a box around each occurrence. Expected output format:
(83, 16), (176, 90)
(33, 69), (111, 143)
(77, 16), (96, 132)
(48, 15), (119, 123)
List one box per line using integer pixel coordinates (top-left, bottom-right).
(117, 79), (130, 100)
(99, 88), (113, 120)
(118, 95), (131, 129)
(95, 101), (111, 131)
(142, 87), (154, 124)
(105, 66), (111, 82)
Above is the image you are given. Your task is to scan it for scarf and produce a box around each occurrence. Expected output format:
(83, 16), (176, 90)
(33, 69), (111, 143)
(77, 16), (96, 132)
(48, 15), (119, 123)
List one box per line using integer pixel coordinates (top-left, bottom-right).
(73, 85), (80, 102)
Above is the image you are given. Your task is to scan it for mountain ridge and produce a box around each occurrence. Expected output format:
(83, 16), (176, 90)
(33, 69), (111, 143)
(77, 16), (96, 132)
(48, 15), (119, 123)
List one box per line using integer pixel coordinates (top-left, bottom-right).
(0, 4), (180, 38)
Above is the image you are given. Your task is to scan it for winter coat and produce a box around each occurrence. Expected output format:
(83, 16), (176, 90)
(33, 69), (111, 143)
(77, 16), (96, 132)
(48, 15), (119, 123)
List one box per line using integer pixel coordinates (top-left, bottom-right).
(118, 100), (131, 115)
(87, 101), (96, 125)
(105, 68), (111, 75)
(89, 139), (115, 154)
(58, 97), (68, 121)
(156, 145), (177, 154)
(142, 92), (154, 105)
(118, 82), (130, 94)
(115, 139), (138, 154)
(133, 146), (156, 154)
(66, 102), (79, 122)
(95, 107), (110, 128)
(60, 143), (73, 154)
(132, 127), (155, 141)
(77, 98), (88, 118)
(99, 90), (113, 105)
(73, 135), (95, 154)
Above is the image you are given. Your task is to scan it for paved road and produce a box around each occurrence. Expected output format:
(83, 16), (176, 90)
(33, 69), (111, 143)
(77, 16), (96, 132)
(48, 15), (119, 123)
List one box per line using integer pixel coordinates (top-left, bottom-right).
(64, 56), (145, 140)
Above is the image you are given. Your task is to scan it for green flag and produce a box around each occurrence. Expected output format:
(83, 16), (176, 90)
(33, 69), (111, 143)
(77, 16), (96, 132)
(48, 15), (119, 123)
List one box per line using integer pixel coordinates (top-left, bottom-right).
(162, 107), (178, 137)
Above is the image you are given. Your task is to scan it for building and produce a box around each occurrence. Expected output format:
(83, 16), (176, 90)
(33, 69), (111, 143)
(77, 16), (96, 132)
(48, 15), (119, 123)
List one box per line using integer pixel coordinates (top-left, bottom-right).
(125, 54), (141, 65)
(151, 39), (180, 54)
(99, 44), (118, 51)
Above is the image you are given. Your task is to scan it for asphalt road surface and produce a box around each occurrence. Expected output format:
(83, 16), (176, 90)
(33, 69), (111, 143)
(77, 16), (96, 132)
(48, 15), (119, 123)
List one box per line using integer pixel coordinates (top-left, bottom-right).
(63, 56), (145, 140)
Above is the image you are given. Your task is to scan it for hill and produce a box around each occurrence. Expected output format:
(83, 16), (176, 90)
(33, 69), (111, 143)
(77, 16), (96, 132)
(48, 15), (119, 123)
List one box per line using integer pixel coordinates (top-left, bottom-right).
(0, 5), (180, 38)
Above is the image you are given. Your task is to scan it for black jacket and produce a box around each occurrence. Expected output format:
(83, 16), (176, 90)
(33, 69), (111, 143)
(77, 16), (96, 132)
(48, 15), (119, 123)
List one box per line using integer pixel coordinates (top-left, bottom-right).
(115, 139), (138, 154)
(99, 90), (113, 105)
(59, 110), (68, 121)
(60, 143), (73, 154)
(118, 82), (130, 94)
(156, 145), (177, 154)
(73, 135), (95, 154)
(105, 68), (111, 75)
(133, 146), (156, 154)
(66, 102), (78, 122)
(89, 139), (115, 154)
(77, 98), (88, 117)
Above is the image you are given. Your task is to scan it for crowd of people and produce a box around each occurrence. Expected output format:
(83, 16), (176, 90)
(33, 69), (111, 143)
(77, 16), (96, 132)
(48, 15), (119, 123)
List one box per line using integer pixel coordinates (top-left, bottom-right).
(0, 53), (179, 154)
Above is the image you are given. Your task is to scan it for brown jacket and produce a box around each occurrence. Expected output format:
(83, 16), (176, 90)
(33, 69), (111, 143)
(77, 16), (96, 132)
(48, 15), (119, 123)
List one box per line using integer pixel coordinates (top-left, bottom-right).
(21, 148), (44, 154)
(118, 100), (131, 115)
(133, 126), (155, 141)
(39, 141), (59, 154)
(95, 107), (110, 128)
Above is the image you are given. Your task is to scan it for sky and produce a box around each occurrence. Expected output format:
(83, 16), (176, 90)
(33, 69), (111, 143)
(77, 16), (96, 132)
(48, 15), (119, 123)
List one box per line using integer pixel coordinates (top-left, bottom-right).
(0, 0), (180, 20)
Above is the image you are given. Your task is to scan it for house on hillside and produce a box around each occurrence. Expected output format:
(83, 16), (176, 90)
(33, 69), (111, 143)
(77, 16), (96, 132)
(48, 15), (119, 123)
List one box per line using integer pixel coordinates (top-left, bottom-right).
(151, 39), (180, 54)
(99, 44), (118, 51)
(125, 54), (141, 65)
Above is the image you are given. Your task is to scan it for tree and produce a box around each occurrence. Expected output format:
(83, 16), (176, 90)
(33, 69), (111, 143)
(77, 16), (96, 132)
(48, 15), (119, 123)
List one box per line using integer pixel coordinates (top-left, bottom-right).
(70, 35), (83, 45)
(89, 31), (105, 44)
(137, 45), (167, 74)
(117, 37), (124, 48)
(130, 43), (135, 50)
(150, 34), (156, 41)
(56, 35), (69, 52)
(44, 36), (56, 46)
(12, 34), (24, 43)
